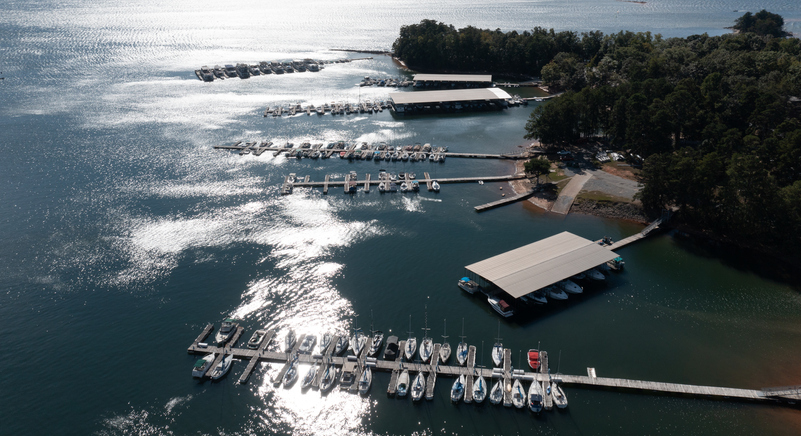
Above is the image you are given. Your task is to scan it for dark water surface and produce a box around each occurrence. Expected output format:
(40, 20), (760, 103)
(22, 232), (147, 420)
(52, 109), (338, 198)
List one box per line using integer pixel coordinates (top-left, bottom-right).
(2, 0), (801, 434)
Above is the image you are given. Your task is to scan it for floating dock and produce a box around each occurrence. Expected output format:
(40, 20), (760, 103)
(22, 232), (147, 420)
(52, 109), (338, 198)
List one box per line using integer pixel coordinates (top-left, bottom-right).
(188, 325), (801, 408)
(474, 187), (539, 212)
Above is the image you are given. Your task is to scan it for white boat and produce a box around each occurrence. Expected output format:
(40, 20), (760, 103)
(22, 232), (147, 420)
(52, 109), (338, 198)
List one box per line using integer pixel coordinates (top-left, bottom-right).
(457, 277), (481, 294)
(283, 356), (299, 387)
(404, 337), (417, 361)
(411, 372), (426, 401)
(547, 286), (568, 300)
(192, 353), (215, 378)
(419, 337), (433, 363)
(489, 379), (504, 405)
(301, 365), (317, 389)
(586, 268), (605, 281)
(209, 354), (233, 380)
(492, 322), (503, 366)
(215, 319), (239, 346)
(488, 295), (514, 317)
(285, 329), (297, 352)
(552, 382), (568, 408)
(334, 335), (348, 355)
(528, 380), (543, 412)
(319, 363), (337, 392)
(396, 369), (410, 397)
(247, 329), (267, 349)
(450, 374), (465, 403)
(511, 379), (526, 408)
(350, 328), (367, 356)
(472, 375), (487, 403)
(400, 182), (409, 192)
(358, 366), (372, 395)
(299, 334), (317, 354)
(557, 279), (583, 294)
(431, 180), (440, 192)
(368, 330), (384, 357)
(321, 332), (333, 352)
(439, 319), (451, 364)
(456, 342), (469, 366)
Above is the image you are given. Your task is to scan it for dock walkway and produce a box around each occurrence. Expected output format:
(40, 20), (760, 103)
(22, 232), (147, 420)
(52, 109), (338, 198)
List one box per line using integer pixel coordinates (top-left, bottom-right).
(474, 188), (538, 212)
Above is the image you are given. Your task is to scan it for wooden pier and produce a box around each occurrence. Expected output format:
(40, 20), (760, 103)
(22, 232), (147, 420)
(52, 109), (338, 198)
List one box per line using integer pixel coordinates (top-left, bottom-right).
(188, 326), (801, 408)
(474, 187), (538, 212)
(606, 215), (666, 250)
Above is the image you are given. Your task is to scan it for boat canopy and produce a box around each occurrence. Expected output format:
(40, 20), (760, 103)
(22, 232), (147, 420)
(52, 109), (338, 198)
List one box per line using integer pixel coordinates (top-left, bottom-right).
(461, 277), (471, 282)
(193, 359), (207, 368)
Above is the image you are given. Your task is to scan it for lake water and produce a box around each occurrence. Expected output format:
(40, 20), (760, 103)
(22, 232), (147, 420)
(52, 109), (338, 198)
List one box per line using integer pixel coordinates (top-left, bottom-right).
(2, 0), (801, 434)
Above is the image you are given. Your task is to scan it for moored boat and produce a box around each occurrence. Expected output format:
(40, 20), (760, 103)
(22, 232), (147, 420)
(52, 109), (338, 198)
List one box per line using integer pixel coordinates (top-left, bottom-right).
(585, 268), (605, 281)
(319, 362), (337, 392)
(215, 319), (239, 346)
(489, 379), (503, 405)
(411, 372), (426, 401)
(334, 335), (348, 355)
(192, 353), (215, 378)
(528, 349), (540, 370)
(358, 366), (372, 395)
(350, 328), (367, 356)
(247, 329), (267, 349)
(472, 375), (487, 403)
(557, 279), (583, 294)
(457, 277), (481, 294)
(383, 335), (399, 360)
(299, 334), (317, 354)
(488, 295), (514, 318)
(209, 354), (233, 380)
(439, 319), (451, 364)
(285, 329), (297, 352)
(404, 337), (417, 361)
(527, 290), (548, 304)
(432, 180), (441, 192)
(512, 379), (526, 408)
(321, 332), (333, 352)
(546, 286), (568, 300)
(396, 369), (410, 397)
(450, 374), (466, 403)
(301, 365), (317, 389)
(368, 330), (384, 357)
(283, 355), (299, 387)
(552, 382), (568, 408)
(528, 380), (543, 412)
(419, 337), (433, 363)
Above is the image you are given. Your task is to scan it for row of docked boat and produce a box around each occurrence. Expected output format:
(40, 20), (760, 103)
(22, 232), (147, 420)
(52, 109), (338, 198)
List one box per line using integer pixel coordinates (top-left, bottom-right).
(263, 100), (390, 117)
(359, 76), (413, 87)
(226, 140), (448, 163)
(194, 58), (359, 82)
(458, 260), (625, 317)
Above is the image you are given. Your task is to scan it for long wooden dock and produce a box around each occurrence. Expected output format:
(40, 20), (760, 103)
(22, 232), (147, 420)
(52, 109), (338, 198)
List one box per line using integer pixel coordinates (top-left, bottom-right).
(188, 326), (801, 408)
(474, 187), (538, 212)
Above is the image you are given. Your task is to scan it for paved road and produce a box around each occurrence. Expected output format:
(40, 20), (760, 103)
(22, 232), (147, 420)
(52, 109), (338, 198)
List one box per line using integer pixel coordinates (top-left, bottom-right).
(551, 172), (593, 214)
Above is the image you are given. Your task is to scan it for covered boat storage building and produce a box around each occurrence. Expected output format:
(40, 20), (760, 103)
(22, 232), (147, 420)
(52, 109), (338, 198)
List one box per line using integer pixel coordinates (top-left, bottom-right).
(464, 232), (619, 299)
(412, 74), (493, 89)
(389, 88), (512, 114)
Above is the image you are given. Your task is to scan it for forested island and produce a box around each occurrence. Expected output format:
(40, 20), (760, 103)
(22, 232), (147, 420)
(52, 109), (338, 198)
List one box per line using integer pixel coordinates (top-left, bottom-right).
(393, 11), (800, 258)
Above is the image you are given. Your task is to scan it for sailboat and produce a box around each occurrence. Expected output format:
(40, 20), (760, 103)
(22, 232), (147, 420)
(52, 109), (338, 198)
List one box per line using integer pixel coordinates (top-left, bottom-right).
(368, 312), (384, 357)
(450, 374), (466, 403)
(492, 321), (503, 367)
(301, 365), (317, 389)
(350, 327), (366, 356)
(439, 319), (451, 364)
(419, 309), (433, 363)
(456, 318), (468, 366)
(511, 379), (526, 408)
(411, 372), (426, 401)
(489, 379), (503, 405)
(321, 332), (333, 352)
(319, 360), (337, 392)
(334, 334), (348, 355)
(285, 329), (296, 353)
(358, 366), (372, 395)
(552, 381), (568, 408)
(472, 373), (487, 403)
(528, 379), (543, 412)
(396, 369), (410, 397)
(404, 315), (417, 361)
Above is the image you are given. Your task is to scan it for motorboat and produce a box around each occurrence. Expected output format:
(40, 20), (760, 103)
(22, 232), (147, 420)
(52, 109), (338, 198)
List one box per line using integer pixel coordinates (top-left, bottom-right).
(396, 369), (410, 397)
(547, 286), (568, 300)
(450, 375), (465, 403)
(432, 180), (441, 192)
(319, 363), (337, 392)
(368, 330), (384, 357)
(283, 356), (299, 387)
(457, 277), (481, 294)
(528, 349), (540, 371)
(472, 375), (487, 403)
(301, 365), (317, 389)
(557, 279), (583, 294)
(411, 372), (426, 401)
(192, 353), (215, 378)
(247, 329), (267, 349)
(215, 319), (239, 346)
(419, 337), (433, 363)
(334, 335), (348, 355)
(321, 332), (333, 352)
(607, 256), (625, 271)
(299, 334), (317, 354)
(411, 180), (419, 191)
(383, 335), (399, 360)
(512, 379), (526, 408)
(527, 290), (548, 304)
(571, 272), (586, 280)
(350, 328), (367, 356)
(285, 329), (297, 352)
(209, 354), (233, 380)
(358, 366), (372, 395)
(586, 268), (605, 281)
(400, 182), (409, 192)
(489, 379), (503, 405)
(488, 295), (514, 318)
(552, 382), (568, 408)
(528, 380), (543, 412)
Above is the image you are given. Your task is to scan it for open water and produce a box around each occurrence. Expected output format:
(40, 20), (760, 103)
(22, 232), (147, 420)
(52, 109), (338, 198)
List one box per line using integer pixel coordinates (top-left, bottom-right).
(2, 0), (801, 435)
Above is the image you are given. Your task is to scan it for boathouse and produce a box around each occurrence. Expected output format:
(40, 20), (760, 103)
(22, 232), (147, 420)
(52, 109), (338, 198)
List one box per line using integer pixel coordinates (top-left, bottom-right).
(412, 74), (493, 89)
(464, 232), (619, 299)
(389, 88), (512, 114)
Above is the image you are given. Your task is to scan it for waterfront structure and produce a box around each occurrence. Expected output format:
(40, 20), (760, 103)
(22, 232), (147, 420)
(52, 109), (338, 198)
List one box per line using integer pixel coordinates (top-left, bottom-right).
(411, 74), (493, 89)
(389, 88), (512, 114)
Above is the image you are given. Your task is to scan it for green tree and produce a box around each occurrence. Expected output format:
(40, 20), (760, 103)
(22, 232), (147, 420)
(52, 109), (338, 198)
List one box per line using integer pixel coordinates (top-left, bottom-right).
(524, 158), (552, 184)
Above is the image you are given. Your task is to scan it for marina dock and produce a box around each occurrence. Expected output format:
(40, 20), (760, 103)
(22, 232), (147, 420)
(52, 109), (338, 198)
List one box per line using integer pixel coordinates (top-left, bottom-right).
(474, 187), (538, 212)
(188, 325), (801, 408)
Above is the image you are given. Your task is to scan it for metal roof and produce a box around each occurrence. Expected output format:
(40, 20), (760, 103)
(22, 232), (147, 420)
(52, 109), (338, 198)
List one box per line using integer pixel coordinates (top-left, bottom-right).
(389, 88), (511, 105)
(413, 74), (492, 82)
(465, 232), (618, 299)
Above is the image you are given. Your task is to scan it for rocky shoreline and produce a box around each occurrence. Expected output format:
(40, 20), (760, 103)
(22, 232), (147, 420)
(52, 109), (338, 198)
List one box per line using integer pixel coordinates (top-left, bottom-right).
(570, 198), (651, 224)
